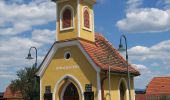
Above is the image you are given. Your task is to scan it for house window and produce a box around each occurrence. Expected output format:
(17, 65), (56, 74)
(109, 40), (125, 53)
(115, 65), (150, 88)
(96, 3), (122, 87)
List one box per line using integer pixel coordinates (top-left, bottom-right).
(62, 8), (72, 28)
(84, 9), (90, 28)
(83, 7), (90, 29)
(60, 5), (74, 31)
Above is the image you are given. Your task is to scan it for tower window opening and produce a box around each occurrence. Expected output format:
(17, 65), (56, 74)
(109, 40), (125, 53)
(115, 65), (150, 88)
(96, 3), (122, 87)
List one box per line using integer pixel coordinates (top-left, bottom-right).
(84, 8), (90, 29)
(62, 8), (72, 28)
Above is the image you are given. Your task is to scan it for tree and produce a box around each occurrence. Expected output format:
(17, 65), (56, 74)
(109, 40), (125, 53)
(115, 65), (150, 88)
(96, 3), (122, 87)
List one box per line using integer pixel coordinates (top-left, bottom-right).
(10, 66), (38, 100)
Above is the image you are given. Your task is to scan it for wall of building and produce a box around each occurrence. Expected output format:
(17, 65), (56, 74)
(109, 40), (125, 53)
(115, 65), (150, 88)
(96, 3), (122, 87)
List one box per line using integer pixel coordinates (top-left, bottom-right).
(103, 74), (135, 100)
(40, 45), (98, 100)
(57, 0), (95, 42)
(79, 1), (95, 42)
(57, 0), (78, 41)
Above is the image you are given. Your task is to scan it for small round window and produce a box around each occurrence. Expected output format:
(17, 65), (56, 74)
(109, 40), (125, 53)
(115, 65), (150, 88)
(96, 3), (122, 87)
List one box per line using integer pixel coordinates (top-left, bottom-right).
(64, 52), (71, 60)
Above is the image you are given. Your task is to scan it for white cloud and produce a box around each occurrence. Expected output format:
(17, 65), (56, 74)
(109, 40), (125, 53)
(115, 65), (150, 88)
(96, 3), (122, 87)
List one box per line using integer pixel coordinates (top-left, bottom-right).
(32, 29), (56, 44)
(0, 71), (16, 79)
(127, 0), (143, 11)
(129, 40), (170, 88)
(133, 64), (154, 89)
(0, 29), (55, 87)
(0, 0), (56, 35)
(129, 40), (170, 61)
(133, 64), (151, 74)
(98, 0), (106, 4)
(117, 8), (170, 33)
(117, 0), (170, 33)
(129, 46), (150, 54)
(0, 0), (56, 91)
(164, 0), (170, 5)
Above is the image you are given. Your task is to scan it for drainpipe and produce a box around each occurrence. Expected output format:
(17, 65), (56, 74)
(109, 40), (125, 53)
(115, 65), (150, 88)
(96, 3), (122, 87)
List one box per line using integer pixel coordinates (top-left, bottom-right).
(108, 66), (111, 100)
(101, 71), (108, 100)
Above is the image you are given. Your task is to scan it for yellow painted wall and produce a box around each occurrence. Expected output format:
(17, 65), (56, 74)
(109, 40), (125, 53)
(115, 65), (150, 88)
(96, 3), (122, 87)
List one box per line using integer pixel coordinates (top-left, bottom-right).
(40, 45), (136, 100)
(57, 0), (95, 42)
(41, 45), (98, 100)
(103, 74), (135, 100)
(57, 0), (78, 41)
(79, 2), (95, 42)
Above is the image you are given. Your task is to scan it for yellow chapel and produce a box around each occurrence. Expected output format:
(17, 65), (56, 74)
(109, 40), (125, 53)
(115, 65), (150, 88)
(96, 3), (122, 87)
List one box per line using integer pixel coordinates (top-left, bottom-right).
(36, 0), (140, 100)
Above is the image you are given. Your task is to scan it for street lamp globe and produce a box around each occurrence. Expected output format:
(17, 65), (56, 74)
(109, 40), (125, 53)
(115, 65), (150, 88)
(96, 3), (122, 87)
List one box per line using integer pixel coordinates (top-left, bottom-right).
(118, 44), (126, 52)
(26, 53), (34, 60)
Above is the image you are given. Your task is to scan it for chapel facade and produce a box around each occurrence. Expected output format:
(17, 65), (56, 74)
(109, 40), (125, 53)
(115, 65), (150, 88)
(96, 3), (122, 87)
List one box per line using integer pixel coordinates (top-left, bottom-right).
(37, 0), (140, 100)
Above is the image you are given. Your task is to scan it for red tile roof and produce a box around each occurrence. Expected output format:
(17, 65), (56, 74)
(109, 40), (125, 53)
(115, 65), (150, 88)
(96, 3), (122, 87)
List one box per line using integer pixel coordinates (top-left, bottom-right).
(146, 77), (170, 95)
(3, 85), (22, 99)
(38, 33), (140, 76)
(78, 33), (140, 76)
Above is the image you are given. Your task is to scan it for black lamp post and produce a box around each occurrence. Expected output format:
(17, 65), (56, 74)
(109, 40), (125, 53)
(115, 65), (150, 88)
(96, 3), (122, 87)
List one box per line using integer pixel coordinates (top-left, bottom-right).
(26, 47), (38, 67)
(26, 46), (38, 100)
(118, 34), (131, 100)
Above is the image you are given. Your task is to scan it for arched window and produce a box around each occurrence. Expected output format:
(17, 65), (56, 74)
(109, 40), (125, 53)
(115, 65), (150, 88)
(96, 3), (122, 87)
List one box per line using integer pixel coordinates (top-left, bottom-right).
(83, 7), (90, 29)
(62, 8), (72, 28)
(60, 5), (74, 30)
(119, 82), (126, 100)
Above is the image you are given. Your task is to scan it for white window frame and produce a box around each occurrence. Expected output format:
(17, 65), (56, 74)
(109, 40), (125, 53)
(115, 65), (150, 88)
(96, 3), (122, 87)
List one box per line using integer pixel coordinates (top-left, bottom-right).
(60, 5), (75, 31)
(82, 6), (92, 32)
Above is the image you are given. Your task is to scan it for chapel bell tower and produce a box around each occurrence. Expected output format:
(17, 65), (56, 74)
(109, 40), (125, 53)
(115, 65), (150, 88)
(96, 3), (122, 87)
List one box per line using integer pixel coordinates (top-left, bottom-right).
(55, 0), (96, 42)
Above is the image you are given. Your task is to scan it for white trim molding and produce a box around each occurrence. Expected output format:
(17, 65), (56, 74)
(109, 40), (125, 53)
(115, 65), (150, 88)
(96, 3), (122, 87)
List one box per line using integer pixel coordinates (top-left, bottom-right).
(40, 79), (42, 100)
(118, 78), (129, 100)
(60, 5), (75, 31)
(77, 0), (81, 37)
(53, 74), (84, 100)
(97, 71), (102, 100)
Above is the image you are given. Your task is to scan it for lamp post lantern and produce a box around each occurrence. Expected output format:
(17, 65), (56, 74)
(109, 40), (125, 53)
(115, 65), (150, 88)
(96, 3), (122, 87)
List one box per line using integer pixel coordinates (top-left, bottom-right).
(26, 46), (39, 100)
(118, 34), (131, 100)
(26, 47), (38, 67)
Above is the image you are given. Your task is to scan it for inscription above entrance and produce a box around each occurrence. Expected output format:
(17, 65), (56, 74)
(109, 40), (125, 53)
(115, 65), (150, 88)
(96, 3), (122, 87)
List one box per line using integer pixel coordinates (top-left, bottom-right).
(56, 65), (79, 70)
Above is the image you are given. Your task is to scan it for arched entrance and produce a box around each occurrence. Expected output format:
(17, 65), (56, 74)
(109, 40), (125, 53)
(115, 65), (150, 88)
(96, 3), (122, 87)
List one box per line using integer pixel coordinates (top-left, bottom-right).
(120, 82), (126, 100)
(54, 75), (84, 100)
(119, 78), (128, 100)
(61, 83), (79, 100)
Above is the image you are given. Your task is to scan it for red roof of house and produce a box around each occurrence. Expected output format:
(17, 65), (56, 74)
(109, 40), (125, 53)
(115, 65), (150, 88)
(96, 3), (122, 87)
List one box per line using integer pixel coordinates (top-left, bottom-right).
(146, 77), (170, 95)
(3, 85), (22, 99)
(38, 33), (140, 76)
(79, 33), (140, 76)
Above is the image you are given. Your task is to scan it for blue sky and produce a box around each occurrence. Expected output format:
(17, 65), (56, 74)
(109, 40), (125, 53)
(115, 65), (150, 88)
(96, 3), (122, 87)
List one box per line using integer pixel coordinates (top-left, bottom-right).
(0, 0), (170, 92)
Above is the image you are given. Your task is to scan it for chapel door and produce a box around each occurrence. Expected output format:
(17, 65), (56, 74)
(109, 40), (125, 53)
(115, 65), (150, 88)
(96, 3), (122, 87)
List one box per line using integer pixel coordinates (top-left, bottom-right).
(63, 83), (79, 100)
(120, 82), (126, 100)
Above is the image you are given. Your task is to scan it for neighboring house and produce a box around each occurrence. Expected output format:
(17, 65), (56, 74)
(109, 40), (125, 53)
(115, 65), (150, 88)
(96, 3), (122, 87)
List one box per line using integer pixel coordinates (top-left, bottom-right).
(37, 0), (140, 100)
(146, 77), (170, 99)
(3, 85), (22, 100)
(0, 92), (5, 100)
(135, 90), (146, 100)
(136, 77), (170, 100)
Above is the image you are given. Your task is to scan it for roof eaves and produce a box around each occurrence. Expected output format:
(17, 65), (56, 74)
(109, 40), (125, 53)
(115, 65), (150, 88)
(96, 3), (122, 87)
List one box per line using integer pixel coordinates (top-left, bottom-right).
(101, 69), (140, 76)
